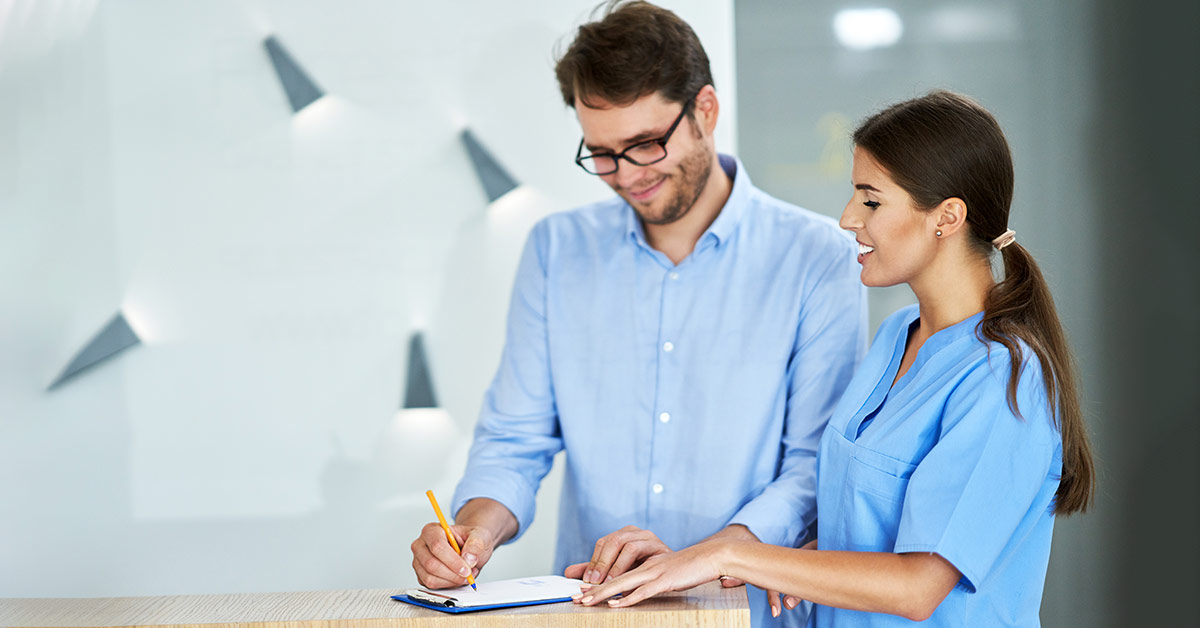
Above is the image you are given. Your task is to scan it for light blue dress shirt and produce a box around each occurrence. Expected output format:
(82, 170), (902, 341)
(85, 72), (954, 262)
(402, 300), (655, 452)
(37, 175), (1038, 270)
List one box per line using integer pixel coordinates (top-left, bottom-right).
(811, 305), (1063, 627)
(453, 155), (867, 628)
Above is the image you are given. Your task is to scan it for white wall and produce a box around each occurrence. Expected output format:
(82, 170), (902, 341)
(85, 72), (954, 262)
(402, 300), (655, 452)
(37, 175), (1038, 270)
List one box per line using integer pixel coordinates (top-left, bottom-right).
(0, 0), (736, 597)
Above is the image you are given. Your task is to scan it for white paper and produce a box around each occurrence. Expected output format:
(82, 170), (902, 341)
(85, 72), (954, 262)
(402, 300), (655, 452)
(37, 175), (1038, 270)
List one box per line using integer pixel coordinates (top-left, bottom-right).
(406, 575), (584, 608)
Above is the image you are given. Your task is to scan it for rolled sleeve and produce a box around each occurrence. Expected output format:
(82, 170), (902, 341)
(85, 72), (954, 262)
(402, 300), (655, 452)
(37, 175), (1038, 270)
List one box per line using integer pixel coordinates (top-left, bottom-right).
(729, 236), (867, 546)
(451, 222), (563, 542)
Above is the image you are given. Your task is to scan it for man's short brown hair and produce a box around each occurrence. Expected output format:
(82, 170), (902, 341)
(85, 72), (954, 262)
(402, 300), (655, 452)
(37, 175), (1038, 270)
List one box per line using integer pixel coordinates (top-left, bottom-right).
(555, 0), (714, 109)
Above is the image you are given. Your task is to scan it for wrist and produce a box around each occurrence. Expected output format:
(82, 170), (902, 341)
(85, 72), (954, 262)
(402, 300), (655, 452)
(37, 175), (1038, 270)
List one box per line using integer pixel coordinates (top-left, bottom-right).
(707, 537), (745, 579)
(457, 498), (518, 545)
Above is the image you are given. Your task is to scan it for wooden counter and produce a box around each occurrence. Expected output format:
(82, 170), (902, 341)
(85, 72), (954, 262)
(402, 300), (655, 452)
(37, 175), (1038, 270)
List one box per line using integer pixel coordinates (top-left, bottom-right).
(0, 581), (748, 628)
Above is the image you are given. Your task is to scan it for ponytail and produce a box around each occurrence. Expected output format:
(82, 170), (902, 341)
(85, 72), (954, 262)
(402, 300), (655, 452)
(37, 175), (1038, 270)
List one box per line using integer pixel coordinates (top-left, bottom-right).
(979, 242), (1096, 515)
(853, 90), (1097, 515)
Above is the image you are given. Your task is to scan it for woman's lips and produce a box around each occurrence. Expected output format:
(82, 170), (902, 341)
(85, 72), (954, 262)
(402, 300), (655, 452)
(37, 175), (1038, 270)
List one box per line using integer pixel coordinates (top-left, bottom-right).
(857, 242), (875, 263)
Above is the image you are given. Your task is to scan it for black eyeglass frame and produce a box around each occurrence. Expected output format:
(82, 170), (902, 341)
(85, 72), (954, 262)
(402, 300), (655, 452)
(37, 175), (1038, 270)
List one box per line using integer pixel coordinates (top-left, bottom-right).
(573, 97), (695, 176)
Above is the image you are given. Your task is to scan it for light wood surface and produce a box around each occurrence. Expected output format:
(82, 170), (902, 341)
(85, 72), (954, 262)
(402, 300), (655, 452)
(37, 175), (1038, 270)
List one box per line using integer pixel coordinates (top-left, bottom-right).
(0, 581), (749, 628)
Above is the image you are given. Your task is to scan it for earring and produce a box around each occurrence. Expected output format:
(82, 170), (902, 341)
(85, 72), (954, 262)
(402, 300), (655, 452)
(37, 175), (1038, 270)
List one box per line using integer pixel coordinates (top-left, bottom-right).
(936, 230), (943, 237)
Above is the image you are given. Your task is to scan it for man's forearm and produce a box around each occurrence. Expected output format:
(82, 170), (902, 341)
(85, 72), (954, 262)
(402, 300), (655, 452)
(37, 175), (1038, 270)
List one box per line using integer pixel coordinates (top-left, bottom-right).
(455, 498), (521, 546)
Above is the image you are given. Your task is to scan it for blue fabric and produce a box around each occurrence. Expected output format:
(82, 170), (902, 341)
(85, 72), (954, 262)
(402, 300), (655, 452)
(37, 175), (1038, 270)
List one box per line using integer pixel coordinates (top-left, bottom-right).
(811, 304), (1063, 628)
(453, 155), (867, 628)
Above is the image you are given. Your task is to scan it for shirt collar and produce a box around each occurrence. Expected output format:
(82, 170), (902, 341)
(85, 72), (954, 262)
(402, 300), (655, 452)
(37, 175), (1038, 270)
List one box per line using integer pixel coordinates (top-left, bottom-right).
(625, 153), (753, 248)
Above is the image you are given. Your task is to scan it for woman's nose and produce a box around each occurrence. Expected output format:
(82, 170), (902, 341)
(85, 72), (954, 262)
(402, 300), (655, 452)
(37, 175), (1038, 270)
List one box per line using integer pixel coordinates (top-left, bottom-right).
(839, 202), (860, 231)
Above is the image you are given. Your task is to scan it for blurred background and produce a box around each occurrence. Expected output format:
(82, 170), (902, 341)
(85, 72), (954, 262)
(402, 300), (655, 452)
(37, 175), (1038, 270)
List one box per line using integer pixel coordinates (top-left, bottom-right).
(1, 0), (1195, 625)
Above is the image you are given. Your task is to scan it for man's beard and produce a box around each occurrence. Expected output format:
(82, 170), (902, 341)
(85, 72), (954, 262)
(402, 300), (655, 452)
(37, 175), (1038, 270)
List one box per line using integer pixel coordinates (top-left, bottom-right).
(626, 143), (714, 226)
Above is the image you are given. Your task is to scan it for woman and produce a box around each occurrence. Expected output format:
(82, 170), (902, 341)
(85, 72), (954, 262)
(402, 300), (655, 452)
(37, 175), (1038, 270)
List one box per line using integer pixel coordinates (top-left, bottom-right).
(573, 90), (1095, 626)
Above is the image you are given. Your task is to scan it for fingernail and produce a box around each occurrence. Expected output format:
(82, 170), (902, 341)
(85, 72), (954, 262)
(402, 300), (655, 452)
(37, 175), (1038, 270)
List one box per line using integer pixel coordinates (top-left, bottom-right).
(464, 553), (477, 566)
(459, 566), (470, 576)
(585, 570), (597, 583)
(786, 598), (797, 609)
(581, 596), (593, 604)
(604, 574), (612, 583)
(772, 606), (780, 618)
(608, 599), (619, 606)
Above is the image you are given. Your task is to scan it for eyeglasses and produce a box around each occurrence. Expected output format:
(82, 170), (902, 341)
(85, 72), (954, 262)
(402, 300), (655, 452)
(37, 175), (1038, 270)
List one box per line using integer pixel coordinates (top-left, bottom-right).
(574, 98), (694, 176)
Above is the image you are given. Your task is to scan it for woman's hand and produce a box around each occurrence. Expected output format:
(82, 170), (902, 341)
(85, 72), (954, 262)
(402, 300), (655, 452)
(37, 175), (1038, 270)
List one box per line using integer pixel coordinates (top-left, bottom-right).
(572, 540), (729, 607)
(564, 525), (672, 584)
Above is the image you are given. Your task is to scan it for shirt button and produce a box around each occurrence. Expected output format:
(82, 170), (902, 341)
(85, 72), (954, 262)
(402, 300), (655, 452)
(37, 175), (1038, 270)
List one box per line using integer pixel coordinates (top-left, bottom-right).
(663, 341), (674, 352)
(669, 272), (679, 280)
(659, 412), (671, 423)
(652, 483), (664, 494)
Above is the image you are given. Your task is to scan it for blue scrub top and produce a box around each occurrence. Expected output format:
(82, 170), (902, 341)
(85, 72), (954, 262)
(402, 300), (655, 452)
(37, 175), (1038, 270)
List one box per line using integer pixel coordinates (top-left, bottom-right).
(811, 304), (1063, 627)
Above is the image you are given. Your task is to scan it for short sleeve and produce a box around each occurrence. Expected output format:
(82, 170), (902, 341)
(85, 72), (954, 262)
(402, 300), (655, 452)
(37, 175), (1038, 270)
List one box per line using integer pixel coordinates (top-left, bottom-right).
(892, 350), (1061, 592)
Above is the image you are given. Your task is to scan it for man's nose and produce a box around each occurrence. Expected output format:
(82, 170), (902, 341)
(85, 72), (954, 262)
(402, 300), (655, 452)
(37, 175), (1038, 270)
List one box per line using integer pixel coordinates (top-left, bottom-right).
(611, 159), (648, 189)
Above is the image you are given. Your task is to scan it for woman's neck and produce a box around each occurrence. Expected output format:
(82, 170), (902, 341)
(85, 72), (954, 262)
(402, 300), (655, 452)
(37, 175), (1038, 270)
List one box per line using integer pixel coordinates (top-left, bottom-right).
(909, 251), (994, 335)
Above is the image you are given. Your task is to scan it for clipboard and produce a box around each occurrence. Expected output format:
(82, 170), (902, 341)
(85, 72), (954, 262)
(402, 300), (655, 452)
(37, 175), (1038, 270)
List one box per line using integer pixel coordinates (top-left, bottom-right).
(391, 576), (583, 614)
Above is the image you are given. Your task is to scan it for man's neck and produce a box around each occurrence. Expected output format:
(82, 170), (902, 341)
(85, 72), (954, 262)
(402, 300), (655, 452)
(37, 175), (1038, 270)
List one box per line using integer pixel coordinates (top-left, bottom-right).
(643, 154), (733, 265)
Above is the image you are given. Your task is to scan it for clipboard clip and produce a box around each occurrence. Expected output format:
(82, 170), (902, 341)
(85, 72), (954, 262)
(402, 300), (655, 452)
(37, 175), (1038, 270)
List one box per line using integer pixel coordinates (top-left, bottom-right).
(405, 589), (457, 607)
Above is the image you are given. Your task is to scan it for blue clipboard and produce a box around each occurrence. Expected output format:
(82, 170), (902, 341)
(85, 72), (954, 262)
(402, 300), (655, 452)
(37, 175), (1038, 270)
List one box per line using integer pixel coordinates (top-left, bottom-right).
(391, 592), (574, 614)
(390, 576), (583, 613)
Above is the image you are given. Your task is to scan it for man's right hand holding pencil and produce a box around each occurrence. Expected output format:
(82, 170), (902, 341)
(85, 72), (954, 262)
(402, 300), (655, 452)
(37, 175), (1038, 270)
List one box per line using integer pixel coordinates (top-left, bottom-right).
(410, 496), (519, 589)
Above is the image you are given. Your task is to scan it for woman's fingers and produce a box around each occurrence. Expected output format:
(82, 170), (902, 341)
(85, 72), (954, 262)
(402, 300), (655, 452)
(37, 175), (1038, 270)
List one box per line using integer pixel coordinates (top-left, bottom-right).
(575, 566), (657, 605)
(606, 579), (668, 607)
(767, 589), (782, 618)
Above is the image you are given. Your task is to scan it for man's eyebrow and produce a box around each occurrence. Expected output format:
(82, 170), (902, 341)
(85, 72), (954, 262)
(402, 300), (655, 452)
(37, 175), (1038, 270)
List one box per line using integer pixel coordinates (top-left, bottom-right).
(585, 129), (663, 153)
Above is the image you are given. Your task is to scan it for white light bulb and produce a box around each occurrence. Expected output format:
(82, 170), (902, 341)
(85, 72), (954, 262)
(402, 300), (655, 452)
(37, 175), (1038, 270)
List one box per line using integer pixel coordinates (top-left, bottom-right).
(833, 8), (903, 51)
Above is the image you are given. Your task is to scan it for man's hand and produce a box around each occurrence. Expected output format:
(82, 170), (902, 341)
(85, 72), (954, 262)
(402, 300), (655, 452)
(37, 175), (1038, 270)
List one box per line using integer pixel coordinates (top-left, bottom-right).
(411, 523), (496, 589)
(564, 526), (671, 584)
(409, 498), (518, 589)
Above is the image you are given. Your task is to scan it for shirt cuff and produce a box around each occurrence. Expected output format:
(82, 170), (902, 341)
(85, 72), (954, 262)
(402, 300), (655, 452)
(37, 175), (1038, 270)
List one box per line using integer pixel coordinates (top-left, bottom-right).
(451, 467), (538, 544)
(728, 495), (809, 548)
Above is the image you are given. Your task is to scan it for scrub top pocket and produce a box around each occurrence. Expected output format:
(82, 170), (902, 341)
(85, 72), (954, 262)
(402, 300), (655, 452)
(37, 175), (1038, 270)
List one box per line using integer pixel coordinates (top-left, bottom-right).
(840, 441), (916, 552)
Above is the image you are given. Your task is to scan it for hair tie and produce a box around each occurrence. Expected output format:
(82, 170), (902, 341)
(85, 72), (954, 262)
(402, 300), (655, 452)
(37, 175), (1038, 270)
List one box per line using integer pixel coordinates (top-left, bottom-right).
(992, 229), (1016, 250)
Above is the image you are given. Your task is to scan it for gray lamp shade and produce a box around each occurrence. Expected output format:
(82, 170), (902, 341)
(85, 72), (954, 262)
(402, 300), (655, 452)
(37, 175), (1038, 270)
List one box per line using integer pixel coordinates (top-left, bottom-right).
(263, 35), (325, 113)
(48, 312), (141, 391)
(403, 332), (437, 409)
(461, 128), (519, 203)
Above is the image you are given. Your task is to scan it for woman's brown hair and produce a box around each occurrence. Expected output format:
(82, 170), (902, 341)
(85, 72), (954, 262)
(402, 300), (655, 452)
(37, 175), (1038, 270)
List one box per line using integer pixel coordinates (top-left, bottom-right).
(853, 90), (1095, 515)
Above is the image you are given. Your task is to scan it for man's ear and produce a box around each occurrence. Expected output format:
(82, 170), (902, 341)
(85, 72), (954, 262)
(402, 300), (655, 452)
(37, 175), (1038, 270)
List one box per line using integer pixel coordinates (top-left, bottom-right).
(693, 84), (719, 135)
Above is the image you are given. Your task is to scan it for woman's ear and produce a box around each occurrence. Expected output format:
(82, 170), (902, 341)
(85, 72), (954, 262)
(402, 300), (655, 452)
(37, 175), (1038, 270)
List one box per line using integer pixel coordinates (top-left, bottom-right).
(934, 197), (968, 238)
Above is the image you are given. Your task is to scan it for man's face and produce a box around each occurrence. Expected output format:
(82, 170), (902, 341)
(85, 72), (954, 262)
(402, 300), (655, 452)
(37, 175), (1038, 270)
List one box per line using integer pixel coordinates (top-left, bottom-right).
(575, 92), (714, 226)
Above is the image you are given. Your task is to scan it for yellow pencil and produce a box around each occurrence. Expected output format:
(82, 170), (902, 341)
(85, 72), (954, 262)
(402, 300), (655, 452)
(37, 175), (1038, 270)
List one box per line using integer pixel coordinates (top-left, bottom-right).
(425, 489), (477, 591)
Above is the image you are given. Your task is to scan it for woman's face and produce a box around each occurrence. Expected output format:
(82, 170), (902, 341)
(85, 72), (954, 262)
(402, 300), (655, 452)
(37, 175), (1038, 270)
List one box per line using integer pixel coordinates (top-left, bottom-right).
(839, 147), (939, 288)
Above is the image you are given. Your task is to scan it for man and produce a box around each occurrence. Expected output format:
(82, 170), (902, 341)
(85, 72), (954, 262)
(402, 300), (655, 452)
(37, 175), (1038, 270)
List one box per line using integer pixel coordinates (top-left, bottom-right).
(410, 2), (866, 625)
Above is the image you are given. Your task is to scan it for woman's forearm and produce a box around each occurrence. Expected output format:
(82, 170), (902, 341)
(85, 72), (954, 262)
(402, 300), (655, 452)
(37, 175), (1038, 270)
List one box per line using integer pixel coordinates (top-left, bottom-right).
(717, 541), (959, 622)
